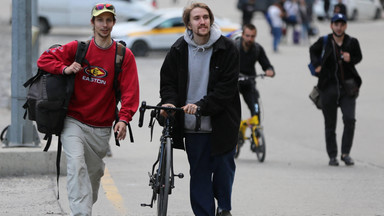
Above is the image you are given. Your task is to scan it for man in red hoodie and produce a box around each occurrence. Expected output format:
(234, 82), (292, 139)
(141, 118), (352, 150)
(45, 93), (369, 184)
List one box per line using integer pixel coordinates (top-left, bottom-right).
(37, 3), (139, 215)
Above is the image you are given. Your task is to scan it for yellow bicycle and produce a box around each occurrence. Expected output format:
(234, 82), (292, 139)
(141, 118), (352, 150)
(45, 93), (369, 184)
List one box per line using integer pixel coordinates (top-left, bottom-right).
(235, 74), (266, 162)
(236, 114), (266, 162)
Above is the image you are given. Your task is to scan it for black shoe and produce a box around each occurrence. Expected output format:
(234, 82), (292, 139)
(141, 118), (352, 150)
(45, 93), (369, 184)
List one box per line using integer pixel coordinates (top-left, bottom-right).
(341, 155), (354, 166)
(216, 208), (232, 216)
(329, 157), (339, 166)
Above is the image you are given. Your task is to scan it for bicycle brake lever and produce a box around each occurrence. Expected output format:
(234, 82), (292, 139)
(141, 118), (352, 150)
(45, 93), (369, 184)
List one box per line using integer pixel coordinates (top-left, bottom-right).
(148, 110), (157, 142)
(149, 110), (156, 128)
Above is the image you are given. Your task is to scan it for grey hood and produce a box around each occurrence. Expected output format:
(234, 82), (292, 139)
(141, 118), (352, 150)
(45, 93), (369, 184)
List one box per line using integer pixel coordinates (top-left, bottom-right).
(183, 23), (222, 52)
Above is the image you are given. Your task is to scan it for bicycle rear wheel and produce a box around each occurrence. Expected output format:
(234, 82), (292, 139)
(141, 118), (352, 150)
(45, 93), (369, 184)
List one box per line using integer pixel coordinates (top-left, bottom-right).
(251, 128), (266, 162)
(157, 137), (172, 216)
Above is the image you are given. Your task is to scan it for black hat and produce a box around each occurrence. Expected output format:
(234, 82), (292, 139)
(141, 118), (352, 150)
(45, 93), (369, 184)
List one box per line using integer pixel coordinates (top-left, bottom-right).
(331, 13), (347, 23)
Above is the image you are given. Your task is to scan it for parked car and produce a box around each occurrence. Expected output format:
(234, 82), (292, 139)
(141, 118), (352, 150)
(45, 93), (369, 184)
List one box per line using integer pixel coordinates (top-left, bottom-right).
(37, 0), (155, 34)
(313, 0), (382, 21)
(111, 8), (241, 56)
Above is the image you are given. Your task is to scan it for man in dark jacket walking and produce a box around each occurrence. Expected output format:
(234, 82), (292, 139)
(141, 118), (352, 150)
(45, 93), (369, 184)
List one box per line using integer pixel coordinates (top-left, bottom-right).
(309, 13), (362, 166)
(159, 2), (241, 216)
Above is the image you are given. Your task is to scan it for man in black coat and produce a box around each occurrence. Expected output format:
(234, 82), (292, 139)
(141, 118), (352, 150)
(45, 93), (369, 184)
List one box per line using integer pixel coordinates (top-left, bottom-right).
(159, 2), (241, 216)
(309, 13), (362, 166)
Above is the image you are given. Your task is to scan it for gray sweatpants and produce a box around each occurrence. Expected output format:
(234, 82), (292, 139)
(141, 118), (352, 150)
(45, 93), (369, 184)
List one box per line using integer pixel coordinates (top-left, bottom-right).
(61, 117), (112, 216)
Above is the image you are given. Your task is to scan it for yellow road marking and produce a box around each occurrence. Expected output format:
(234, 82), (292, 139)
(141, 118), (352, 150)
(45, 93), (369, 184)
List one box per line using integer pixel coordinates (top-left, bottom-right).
(101, 167), (127, 215)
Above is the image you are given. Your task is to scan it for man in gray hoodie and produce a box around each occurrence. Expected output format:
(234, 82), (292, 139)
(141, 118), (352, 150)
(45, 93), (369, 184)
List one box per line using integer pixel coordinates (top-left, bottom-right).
(159, 2), (241, 216)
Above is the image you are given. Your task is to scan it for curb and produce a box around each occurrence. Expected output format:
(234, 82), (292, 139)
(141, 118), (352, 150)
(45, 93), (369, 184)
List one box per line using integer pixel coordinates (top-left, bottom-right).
(0, 142), (67, 177)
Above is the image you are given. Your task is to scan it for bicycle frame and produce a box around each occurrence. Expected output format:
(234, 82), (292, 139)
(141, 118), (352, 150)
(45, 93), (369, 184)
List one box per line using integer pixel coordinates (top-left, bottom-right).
(144, 131), (173, 205)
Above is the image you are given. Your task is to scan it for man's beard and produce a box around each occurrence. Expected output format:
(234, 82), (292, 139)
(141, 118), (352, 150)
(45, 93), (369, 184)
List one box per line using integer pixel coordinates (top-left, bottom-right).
(332, 30), (344, 38)
(195, 26), (210, 37)
(245, 41), (253, 48)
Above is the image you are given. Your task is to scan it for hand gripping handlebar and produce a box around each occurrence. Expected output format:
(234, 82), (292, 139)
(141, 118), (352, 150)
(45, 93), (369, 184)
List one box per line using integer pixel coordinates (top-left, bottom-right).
(138, 101), (201, 131)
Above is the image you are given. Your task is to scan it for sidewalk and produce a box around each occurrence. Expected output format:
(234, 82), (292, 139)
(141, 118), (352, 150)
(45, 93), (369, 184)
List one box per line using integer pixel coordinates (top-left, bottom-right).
(0, 175), (65, 215)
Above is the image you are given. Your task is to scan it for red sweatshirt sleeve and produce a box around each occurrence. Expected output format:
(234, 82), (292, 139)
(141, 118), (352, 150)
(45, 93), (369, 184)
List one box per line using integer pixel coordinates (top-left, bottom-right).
(37, 41), (78, 74)
(118, 48), (140, 123)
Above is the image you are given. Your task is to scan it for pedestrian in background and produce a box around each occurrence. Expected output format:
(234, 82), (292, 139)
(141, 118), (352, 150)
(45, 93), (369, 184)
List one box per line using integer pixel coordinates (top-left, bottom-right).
(334, 0), (347, 17)
(324, 0), (330, 19)
(240, 0), (256, 26)
(283, 0), (301, 44)
(309, 13), (362, 166)
(305, 0), (315, 22)
(37, 3), (139, 215)
(299, 0), (310, 44)
(159, 2), (241, 216)
(268, 2), (284, 52)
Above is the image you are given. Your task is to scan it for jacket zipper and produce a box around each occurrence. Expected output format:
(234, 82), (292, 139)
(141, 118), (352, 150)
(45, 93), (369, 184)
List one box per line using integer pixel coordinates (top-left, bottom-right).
(331, 39), (341, 105)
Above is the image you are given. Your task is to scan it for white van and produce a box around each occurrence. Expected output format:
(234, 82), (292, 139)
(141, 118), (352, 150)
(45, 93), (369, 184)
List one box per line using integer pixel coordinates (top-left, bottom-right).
(38, 0), (155, 34)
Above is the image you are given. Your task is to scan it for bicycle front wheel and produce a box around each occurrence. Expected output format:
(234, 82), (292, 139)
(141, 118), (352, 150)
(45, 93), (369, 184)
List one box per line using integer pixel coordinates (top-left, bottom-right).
(157, 137), (172, 216)
(235, 131), (244, 158)
(251, 128), (266, 162)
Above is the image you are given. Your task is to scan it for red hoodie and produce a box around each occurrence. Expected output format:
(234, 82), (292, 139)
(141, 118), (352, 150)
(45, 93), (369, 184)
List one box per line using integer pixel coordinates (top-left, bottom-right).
(37, 39), (139, 127)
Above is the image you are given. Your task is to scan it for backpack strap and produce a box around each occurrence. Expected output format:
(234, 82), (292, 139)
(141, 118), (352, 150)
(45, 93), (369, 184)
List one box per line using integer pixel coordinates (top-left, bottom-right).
(320, 35), (328, 59)
(54, 41), (90, 200)
(113, 41), (134, 144)
(75, 40), (90, 64)
(114, 41), (126, 103)
(62, 40), (91, 111)
(42, 134), (52, 152)
(55, 136), (62, 199)
(23, 70), (43, 88)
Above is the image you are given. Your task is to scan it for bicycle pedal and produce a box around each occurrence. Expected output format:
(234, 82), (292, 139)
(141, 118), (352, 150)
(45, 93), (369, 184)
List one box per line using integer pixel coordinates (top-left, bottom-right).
(238, 138), (244, 145)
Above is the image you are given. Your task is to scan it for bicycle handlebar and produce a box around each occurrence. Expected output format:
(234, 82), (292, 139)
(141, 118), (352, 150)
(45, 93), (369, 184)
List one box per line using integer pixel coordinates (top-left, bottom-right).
(138, 101), (146, 128)
(138, 101), (201, 131)
(238, 74), (267, 81)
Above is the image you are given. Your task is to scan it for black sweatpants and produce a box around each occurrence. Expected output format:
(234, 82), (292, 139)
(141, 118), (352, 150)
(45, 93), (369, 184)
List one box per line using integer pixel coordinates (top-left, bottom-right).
(320, 84), (356, 158)
(238, 79), (260, 117)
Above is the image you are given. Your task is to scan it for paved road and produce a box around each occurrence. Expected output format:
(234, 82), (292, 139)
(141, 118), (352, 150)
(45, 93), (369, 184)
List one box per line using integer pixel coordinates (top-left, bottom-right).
(1, 0), (384, 215)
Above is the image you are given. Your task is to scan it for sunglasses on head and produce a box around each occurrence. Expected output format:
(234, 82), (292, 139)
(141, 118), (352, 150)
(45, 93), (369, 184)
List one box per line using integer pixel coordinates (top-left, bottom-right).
(95, 3), (114, 11)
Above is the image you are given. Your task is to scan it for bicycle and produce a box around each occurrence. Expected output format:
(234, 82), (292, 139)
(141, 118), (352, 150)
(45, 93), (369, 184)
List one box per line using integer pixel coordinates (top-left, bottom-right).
(139, 101), (200, 216)
(235, 74), (266, 162)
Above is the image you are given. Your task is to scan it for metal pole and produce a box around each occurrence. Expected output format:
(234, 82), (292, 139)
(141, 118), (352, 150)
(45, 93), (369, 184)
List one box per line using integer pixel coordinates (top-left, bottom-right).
(2, 0), (39, 147)
(31, 0), (39, 70)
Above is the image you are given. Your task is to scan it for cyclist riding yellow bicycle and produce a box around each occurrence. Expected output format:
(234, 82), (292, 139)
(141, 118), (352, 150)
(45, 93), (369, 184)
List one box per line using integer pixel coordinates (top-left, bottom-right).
(234, 23), (275, 158)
